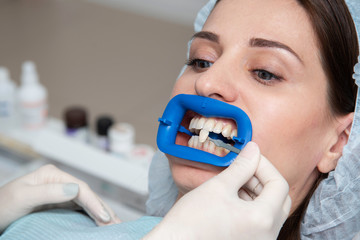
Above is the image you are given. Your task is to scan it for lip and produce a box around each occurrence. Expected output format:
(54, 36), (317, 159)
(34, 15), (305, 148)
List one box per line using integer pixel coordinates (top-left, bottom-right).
(167, 153), (225, 172)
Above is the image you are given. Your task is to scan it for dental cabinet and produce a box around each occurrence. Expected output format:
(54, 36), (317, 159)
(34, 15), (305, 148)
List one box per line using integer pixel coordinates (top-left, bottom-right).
(0, 118), (148, 221)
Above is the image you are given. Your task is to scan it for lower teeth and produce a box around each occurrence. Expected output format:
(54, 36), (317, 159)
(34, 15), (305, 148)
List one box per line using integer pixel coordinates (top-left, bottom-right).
(188, 135), (230, 156)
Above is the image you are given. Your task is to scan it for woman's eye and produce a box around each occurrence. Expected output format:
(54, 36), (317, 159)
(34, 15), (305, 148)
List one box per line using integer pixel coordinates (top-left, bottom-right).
(252, 69), (282, 84)
(186, 59), (213, 70)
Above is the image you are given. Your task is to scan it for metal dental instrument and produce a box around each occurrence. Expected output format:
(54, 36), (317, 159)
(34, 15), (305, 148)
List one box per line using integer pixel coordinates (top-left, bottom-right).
(208, 137), (241, 154)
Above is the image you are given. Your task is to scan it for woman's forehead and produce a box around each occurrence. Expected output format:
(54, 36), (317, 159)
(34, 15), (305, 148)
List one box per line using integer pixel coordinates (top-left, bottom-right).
(202, 0), (318, 63)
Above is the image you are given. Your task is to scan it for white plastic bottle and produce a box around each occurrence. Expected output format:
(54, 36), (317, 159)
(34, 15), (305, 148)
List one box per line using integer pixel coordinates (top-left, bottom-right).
(18, 61), (48, 129)
(0, 67), (17, 132)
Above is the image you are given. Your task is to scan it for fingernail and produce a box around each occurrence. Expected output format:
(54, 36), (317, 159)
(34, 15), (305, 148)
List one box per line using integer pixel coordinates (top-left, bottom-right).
(100, 209), (111, 223)
(240, 142), (258, 159)
(63, 183), (79, 196)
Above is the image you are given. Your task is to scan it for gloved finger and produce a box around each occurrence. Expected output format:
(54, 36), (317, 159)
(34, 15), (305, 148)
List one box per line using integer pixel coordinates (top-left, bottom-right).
(281, 195), (292, 222)
(212, 142), (260, 192)
(238, 188), (253, 201)
(73, 182), (121, 225)
(25, 183), (79, 210)
(28, 165), (121, 225)
(97, 198), (122, 225)
(86, 196), (122, 226)
(30, 164), (84, 186)
(254, 155), (289, 211)
(244, 176), (263, 197)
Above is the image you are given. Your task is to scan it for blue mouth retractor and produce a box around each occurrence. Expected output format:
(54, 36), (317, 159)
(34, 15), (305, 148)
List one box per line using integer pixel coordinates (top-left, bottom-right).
(157, 94), (252, 167)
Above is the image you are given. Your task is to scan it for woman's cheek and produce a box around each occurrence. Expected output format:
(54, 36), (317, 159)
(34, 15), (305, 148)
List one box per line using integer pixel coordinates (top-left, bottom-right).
(172, 73), (197, 96)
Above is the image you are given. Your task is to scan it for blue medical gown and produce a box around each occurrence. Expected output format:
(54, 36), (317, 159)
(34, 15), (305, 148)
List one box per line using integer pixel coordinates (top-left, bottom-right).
(0, 209), (162, 240)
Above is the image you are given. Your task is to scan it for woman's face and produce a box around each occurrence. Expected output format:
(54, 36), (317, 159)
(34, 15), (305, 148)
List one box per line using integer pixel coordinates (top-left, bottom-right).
(168, 0), (337, 210)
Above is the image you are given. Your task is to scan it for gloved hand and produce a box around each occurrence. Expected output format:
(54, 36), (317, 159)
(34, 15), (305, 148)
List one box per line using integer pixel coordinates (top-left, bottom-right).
(0, 164), (121, 232)
(144, 142), (291, 240)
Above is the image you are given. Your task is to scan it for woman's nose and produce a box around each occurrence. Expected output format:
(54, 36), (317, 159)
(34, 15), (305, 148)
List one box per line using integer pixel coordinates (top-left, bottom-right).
(194, 63), (238, 102)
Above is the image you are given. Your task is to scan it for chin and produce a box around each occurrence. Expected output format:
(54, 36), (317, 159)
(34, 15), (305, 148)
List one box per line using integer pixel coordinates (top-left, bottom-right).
(167, 153), (224, 194)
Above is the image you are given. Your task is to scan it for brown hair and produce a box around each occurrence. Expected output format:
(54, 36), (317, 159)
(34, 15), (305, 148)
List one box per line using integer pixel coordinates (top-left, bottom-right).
(298, 0), (359, 116)
(213, 0), (358, 239)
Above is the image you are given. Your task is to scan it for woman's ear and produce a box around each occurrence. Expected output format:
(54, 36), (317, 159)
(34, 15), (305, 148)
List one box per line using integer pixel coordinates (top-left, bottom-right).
(317, 112), (354, 173)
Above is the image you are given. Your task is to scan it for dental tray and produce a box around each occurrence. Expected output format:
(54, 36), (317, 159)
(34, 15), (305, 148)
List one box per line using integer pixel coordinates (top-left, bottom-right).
(157, 94), (252, 167)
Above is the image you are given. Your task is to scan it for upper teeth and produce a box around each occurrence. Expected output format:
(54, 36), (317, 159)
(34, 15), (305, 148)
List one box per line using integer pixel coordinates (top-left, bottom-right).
(189, 116), (237, 143)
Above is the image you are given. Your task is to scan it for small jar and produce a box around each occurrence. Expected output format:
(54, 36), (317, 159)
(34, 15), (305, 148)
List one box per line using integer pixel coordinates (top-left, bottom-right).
(96, 115), (114, 151)
(64, 106), (89, 143)
(109, 122), (135, 158)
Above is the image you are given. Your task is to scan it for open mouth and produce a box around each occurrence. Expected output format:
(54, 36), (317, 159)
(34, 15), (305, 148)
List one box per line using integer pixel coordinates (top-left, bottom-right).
(178, 111), (237, 157)
(157, 94), (252, 167)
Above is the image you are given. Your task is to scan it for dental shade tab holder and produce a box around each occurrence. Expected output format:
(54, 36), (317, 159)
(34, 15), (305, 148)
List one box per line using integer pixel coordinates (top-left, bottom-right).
(157, 94), (252, 167)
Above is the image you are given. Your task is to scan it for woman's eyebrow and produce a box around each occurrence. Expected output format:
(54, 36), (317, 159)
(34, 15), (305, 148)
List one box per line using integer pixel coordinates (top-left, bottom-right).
(249, 38), (304, 65)
(192, 31), (219, 43)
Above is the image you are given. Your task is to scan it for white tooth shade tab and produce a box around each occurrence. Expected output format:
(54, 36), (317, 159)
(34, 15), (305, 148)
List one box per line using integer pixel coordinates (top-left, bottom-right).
(199, 129), (209, 143)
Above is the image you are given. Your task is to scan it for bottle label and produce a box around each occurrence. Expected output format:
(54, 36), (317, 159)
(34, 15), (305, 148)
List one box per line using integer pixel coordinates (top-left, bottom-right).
(20, 100), (47, 129)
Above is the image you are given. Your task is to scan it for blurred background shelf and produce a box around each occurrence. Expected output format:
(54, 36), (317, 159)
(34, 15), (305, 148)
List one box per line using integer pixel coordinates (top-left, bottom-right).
(0, 0), (208, 221)
(0, 118), (150, 221)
